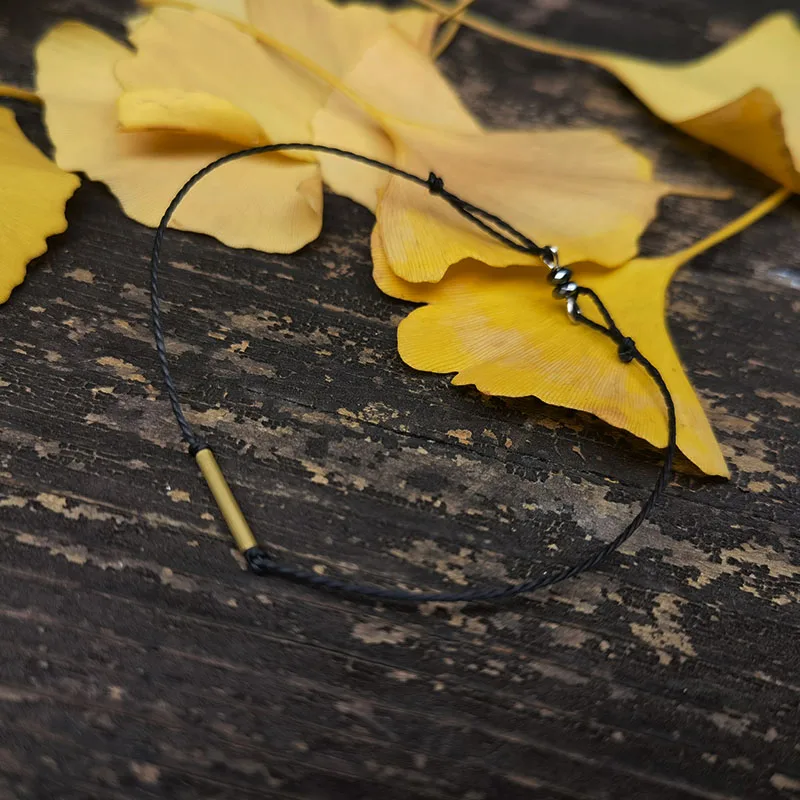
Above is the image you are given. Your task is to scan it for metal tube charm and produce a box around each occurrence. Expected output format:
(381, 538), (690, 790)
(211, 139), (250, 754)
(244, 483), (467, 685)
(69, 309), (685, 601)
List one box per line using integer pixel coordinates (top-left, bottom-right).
(195, 448), (258, 552)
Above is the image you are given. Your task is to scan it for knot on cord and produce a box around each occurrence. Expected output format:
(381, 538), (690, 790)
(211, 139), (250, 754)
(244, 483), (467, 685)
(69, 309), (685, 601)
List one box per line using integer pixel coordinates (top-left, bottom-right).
(427, 171), (445, 195)
(245, 546), (278, 576)
(617, 336), (637, 364)
(187, 439), (209, 457)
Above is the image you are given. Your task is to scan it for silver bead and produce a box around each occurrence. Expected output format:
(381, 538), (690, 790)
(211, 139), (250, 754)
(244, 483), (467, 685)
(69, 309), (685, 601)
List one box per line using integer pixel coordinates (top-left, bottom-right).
(553, 281), (578, 299)
(541, 245), (559, 269)
(547, 267), (572, 286)
(566, 296), (580, 322)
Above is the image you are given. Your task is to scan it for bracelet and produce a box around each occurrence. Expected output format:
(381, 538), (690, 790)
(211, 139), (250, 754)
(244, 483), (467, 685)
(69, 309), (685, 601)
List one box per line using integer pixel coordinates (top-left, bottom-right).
(149, 143), (676, 605)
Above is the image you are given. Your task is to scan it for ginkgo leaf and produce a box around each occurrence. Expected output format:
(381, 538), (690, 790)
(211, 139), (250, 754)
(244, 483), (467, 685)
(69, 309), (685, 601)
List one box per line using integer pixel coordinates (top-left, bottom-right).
(36, 20), (323, 253)
(591, 14), (800, 191)
(309, 24), (725, 279)
(373, 189), (790, 476)
(133, 0), (443, 212)
(375, 123), (678, 282)
(0, 107), (79, 304)
(116, 8), (325, 146)
(0, 84), (40, 104)
(312, 25), (480, 212)
(36, 0), (724, 262)
(35, 0), (439, 253)
(151, 0), (705, 265)
(415, 1), (800, 190)
(118, 88), (269, 146)
(312, 95), (395, 210)
(243, 0), (440, 73)
(184, 0), (440, 59)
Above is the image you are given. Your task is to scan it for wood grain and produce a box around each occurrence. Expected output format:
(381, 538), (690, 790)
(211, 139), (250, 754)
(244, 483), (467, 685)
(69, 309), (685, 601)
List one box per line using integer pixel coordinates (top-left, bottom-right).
(0, 1), (798, 798)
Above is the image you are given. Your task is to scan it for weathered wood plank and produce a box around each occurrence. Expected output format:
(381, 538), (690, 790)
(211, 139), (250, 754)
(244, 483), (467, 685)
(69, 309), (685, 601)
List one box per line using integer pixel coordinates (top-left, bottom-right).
(0, 0), (798, 798)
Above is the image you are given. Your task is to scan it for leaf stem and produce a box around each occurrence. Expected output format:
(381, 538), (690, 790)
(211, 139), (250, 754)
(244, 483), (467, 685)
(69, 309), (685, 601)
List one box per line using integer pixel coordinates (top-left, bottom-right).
(0, 84), (41, 104)
(669, 184), (733, 201)
(431, 0), (475, 59)
(412, 0), (615, 66)
(673, 187), (791, 265)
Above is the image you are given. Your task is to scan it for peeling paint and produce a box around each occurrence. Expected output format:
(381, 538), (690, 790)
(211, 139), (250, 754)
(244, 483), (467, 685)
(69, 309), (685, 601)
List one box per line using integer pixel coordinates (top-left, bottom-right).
(352, 621), (418, 645)
(96, 356), (148, 384)
(65, 268), (94, 283)
(629, 593), (696, 666)
(447, 429), (473, 446)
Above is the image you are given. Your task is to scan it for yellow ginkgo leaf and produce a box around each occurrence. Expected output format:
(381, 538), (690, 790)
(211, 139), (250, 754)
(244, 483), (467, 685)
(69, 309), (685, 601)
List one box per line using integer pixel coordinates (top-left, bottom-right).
(36, 0), (439, 254)
(243, 0), (440, 73)
(373, 189), (790, 476)
(135, 0), (443, 212)
(116, 8), (325, 146)
(183, 0), (439, 60)
(118, 89), (269, 146)
(375, 123), (677, 282)
(36, 20), (323, 253)
(312, 94), (395, 210)
(0, 107), (79, 304)
(309, 24), (725, 279)
(312, 25), (479, 212)
(36, 0), (725, 262)
(594, 14), (800, 191)
(415, 1), (800, 190)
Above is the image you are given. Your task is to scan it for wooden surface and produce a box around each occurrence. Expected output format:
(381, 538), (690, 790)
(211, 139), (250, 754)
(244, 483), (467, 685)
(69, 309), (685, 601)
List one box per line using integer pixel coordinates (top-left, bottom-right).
(1, 0), (799, 798)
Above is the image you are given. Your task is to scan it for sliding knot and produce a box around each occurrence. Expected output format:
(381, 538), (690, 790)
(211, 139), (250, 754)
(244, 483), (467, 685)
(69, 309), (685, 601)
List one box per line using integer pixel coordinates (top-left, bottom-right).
(427, 172), (445, 195)
(617, 337), (636, 363)
(245, 546), (277, 576)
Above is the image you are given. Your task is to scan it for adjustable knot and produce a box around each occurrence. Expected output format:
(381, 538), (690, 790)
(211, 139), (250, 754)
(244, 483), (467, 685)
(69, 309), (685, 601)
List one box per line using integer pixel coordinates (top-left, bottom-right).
(617, 336), (636, 364)
(427, 171), (445, 195)
(245, 546), (277, 576)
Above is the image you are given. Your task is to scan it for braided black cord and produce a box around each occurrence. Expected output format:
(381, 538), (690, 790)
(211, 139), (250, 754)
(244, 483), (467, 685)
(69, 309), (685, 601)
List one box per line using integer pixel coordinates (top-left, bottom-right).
(150, 143), (677, 605)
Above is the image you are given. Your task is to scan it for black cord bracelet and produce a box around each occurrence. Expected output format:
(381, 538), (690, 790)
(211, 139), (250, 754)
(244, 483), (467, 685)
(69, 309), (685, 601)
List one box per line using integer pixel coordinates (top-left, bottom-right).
(150, 143), (676, 605)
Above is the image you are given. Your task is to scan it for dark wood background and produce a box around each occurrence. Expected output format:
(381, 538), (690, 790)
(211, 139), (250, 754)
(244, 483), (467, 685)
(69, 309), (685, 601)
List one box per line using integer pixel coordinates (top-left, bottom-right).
(1, 0), (798, 797)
